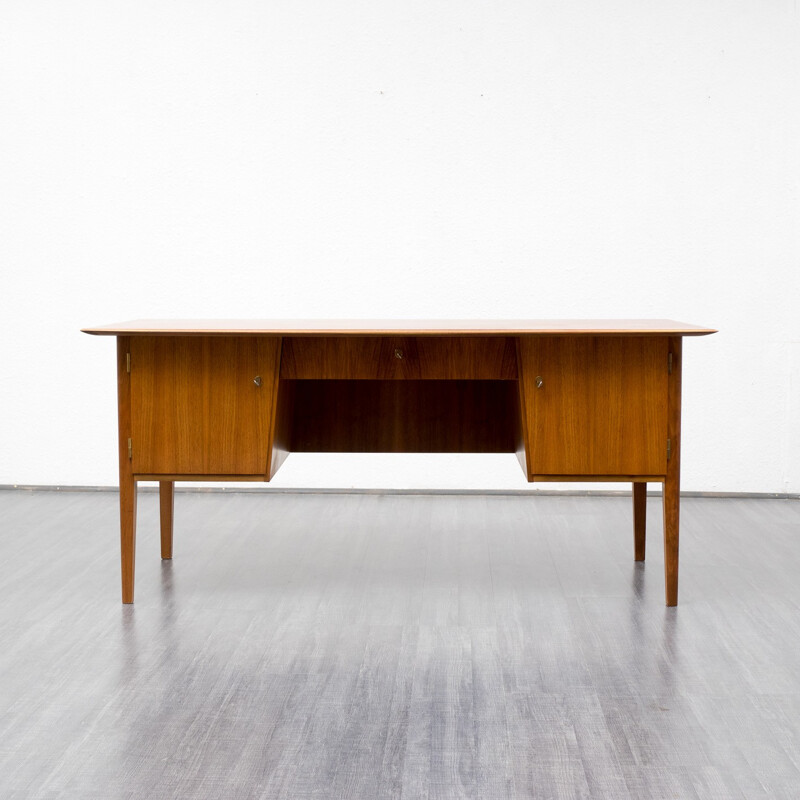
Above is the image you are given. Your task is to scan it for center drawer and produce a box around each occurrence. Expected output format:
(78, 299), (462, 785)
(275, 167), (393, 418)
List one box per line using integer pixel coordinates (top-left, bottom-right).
(280, 336), (518, 379)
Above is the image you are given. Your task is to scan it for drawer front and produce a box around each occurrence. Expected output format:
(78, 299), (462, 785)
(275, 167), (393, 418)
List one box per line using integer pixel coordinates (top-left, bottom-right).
(281, 336), (518, 379)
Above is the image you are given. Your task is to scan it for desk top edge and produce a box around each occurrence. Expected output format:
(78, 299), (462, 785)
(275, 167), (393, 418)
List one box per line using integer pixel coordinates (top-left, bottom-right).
(81, 319), (717, 336)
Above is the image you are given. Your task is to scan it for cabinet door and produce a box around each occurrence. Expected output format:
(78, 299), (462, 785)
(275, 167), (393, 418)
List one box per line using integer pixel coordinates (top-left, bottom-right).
(130, 336), (280, 475)
(519, 336), (668, 477)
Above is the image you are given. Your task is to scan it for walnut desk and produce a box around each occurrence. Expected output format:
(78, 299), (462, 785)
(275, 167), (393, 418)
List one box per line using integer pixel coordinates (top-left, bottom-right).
(82, 320), (716, 606)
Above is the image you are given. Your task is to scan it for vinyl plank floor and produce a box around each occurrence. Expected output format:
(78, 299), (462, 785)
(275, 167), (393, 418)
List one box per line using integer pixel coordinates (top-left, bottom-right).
(1, 489), (800, 799)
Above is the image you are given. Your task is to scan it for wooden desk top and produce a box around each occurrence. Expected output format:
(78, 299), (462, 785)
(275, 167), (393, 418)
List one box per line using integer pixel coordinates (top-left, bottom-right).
(82, 319), (716, 336)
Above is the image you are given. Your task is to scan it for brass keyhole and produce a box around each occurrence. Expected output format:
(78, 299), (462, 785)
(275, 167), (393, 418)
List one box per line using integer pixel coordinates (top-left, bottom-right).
(253, 376), (262, 387)
(535, 376), (543, 389)
(394, 348), (404, 360)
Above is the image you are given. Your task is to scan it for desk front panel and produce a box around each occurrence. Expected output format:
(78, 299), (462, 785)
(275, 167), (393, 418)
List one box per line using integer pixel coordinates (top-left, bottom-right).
(125, 333), (670, 481)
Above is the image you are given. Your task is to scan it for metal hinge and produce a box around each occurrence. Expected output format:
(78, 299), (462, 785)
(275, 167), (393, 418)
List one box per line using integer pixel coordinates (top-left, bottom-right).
(667, 438), (672, 460)
(126, 353), (131, 373)
(127, 438), (132, 460)
(668, 352), (673, 375)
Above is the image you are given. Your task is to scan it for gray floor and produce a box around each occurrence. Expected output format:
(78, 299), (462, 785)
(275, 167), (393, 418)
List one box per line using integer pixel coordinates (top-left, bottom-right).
(1, 490), (800, 799)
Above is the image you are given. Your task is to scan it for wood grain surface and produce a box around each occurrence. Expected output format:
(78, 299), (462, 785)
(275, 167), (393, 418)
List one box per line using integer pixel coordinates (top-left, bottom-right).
(518, 336), (669, 477)
(633, 481), (647, 561)
(129, 336), (280, 475)
(663, 336), (682, 606)
(159, 480), (174, 559)
(116, 336), (137, 604)
(280, 336), (518, 379)
(288, 380), (518, 453)
(82, 318), (717, 336)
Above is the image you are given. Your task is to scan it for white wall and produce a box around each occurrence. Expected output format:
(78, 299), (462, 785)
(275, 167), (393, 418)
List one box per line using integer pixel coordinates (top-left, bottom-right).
(1, 0), (798, 493)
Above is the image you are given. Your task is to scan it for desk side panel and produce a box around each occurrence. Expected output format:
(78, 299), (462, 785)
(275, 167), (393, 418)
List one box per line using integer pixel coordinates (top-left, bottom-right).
(269, 373), (294, 479)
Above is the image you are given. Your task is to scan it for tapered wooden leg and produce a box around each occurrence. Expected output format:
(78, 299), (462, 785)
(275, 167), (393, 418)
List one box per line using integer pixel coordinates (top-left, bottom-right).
(117, 336), (137, 604)
(632, 482), (646, 561)
(664, 336), (682, 607)
(160, 480), (174, 559)
(120, 473), (138, 603)
(663, 474), (679, 606)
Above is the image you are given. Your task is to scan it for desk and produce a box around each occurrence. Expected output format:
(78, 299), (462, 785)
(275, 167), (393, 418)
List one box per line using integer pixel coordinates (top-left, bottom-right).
(82, 320), (716, 605)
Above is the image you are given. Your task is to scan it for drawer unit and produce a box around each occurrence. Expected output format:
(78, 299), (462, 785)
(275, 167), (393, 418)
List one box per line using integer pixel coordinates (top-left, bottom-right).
(280, 336), (518, 380)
